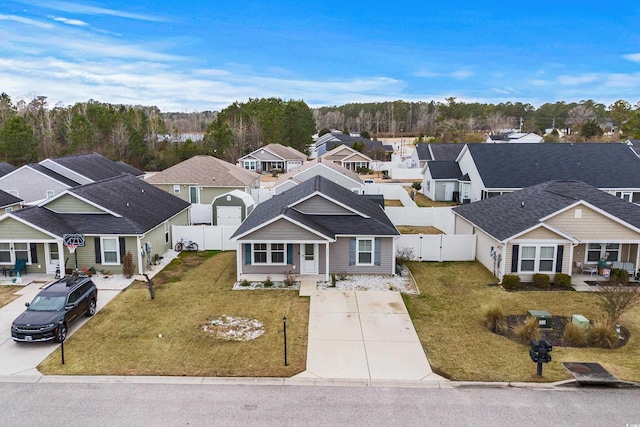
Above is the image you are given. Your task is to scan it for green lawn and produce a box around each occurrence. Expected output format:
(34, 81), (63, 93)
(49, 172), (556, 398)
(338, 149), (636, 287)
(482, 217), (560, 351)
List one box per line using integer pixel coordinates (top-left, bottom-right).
(404, 261), (640, 383)
(39, 251), (309, 377)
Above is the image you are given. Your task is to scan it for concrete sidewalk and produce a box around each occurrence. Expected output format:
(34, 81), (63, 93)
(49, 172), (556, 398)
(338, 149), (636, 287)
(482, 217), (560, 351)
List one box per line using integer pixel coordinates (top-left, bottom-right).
(296, 290), (445, 382)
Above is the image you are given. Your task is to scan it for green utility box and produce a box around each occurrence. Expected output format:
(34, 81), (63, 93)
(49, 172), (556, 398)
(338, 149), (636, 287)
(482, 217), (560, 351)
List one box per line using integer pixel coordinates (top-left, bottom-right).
(572, 314), (590, 329)
(527, 310), (553, 329)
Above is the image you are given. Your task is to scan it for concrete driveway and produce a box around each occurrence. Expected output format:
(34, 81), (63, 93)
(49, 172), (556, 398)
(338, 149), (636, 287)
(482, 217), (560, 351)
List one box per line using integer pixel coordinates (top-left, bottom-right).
(297, 290), (445, 381)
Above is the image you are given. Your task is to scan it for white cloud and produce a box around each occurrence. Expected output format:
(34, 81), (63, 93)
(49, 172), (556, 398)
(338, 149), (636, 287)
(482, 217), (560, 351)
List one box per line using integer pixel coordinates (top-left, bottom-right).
(48, 15), (89, 26)
(622, 53), (640, 63)
(16, 0), (167, 22)
(0, 13), (53, 29)
(415, 68), (473, 79)
(451, 70), (474, 79)
(557, 74), (599, 86)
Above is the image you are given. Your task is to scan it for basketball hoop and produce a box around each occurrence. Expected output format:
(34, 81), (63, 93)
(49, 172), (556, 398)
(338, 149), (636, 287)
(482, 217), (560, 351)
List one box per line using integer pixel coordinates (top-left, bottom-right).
(66, 244), (78, 254)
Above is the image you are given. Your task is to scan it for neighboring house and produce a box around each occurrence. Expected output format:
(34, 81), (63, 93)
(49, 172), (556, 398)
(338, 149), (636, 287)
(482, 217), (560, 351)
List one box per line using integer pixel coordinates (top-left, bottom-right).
(0, 190), (23, 213)
(145, 155), (261, 204)
(452, 180), (640, 283)
(237, 143), (307, 173)
(0, 174), (190, 276)
(231, 175), (399, 281)
(422, 142), (640, 203)
(422, 161), (471, 202)
(211, 190), (255, 226)
(0, 153), (143, 205)
(311, 131), (393, 159)
(0, 162), (16, 178)
(323, 144), (372, 171)
(272, 158), (364, 195)
(485, 132), (543, 143)
(625, 139), (640, 157)
(412, 143), (465, 168)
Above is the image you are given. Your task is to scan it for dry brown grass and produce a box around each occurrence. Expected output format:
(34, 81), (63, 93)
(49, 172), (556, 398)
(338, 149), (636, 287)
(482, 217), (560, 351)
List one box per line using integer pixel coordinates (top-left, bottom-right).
(404, 261), (640, 382)
(384, 199), (403, 207)
(406, 188), (458, 207)
(39, 251), (309, 377)
(396, 225), (443, 234)
(0, 285), (22, 308)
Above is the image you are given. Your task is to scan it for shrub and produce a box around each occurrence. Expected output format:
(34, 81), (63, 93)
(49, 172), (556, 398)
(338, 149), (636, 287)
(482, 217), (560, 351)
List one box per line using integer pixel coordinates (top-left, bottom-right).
(501, 274), (521, 290)
(337, 272), (348, 281)
(240, 279), (250, 287)
(396, 247), (414, 266)
(562, 322), (587, 346)
(122, 250), (135, 278)
(263, 276), (273, 288)
(594, 284), (640, 324)
(331, 273), (337, 288)
(411, 181), (422, 191)
(609, 268), (629, 285)
(482, 304), (508, 335)
(532, 273), (550, 289)
(587, 320), (618, 349)
(553, 273), (572, 289)
(514, 316), (541, 343)
(283, 270), (298, 287)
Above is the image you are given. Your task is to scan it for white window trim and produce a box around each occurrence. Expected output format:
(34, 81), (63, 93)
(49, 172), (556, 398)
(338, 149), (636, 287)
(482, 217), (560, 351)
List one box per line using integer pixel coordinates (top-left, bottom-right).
(519, 245), (556, 273)
(585, 243), (620, 264)
(189, 186), (200, 204)
(46, 190), (55, 199)
(101, 237), (120, 265)
(164, 221), (169, 244)
(173, 185), (180, 194)
(252, 243), (287, 265)
(356, 238), (374, 266)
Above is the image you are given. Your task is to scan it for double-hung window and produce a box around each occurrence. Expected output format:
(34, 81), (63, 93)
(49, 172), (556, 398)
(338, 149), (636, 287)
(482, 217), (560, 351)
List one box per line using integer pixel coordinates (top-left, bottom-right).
(519, 245), (555, 272)
(252, 243), (286, 265)
(102, 237), (119, 264)
(357, 238), (374, 265)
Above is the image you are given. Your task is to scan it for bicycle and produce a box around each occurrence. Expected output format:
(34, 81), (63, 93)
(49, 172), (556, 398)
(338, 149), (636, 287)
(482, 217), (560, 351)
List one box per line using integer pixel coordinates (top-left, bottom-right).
(174, 238), (199, 252)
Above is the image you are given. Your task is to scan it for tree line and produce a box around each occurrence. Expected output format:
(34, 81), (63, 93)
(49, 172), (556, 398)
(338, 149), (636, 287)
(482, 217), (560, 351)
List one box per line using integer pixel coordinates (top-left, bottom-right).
(2, 93), (639, 171)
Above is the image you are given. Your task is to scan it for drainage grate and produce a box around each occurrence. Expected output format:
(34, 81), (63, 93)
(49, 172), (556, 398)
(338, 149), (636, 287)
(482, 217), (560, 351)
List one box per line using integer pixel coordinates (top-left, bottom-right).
(562, 362), (620, 386)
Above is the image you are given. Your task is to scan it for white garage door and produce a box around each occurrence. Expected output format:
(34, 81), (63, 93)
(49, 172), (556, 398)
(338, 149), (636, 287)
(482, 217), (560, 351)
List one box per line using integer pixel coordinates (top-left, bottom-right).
(217, 206), (242, 226)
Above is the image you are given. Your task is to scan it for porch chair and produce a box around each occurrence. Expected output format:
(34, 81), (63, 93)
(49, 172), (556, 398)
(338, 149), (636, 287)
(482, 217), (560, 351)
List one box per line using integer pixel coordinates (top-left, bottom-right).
(576, 261), (597, 276)
(9, 259), (27, 277)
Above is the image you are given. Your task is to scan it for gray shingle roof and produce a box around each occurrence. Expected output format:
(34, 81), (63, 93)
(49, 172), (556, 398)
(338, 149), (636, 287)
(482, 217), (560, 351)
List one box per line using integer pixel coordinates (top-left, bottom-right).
(428, 161), (463, 179)
(14, 174), (190, 236)
(48, 152), (144, 181)
(415, 143), (464, 161)
(452, 180), (640, 241)
(0, 190), (22, 207)
(0, 162), (16, 177)
(232, 175), (398, 239)
(28, 163), (81, 187)
(467, 143), (640, 189)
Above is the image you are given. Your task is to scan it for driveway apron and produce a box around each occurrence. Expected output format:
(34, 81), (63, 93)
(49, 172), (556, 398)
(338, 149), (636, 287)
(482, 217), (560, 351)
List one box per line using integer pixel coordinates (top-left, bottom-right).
(301, 290), (437, 381)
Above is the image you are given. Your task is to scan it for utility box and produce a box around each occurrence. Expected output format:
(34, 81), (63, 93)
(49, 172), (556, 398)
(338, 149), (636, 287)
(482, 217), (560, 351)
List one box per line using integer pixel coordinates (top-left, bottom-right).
(572, 314), (590, 329)
(527, 310), (553, 329)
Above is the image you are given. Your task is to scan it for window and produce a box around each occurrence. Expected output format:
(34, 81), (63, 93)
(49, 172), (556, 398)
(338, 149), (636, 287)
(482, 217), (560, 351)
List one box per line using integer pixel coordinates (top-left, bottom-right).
(49, 243), (59, 262)
(252, 243), (286, 265)
(605, 244), (620, 261)
(0, 243), (10, 263)
(102, 237), (119, 264)
(164, 221), (169, 244)
(5, 207), (11, 213)
(173, 185), (180, 194)
(46, 190), (55, 199)
(189, 186), (200, 204)
(357, 238), (374, 265)
(587, 243), (602, 262)
(14, 243), (29, 263)
(8, 190), (18, 197)
(520, 245), (556, 272)
(587, 243), (619, 263)
(244, 160), (256, 171)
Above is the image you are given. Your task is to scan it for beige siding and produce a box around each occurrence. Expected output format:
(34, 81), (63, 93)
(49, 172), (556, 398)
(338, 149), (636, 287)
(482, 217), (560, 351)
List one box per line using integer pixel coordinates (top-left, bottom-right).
(454, 216), (474, 234)
(294, 195), (354, 215)
(505, 242), (571, 282)
(0, 217), (53, 239)
(329, 236), (394, 275)
(547, 206), (640, 241)
(45, 195), (104, 213)
(242, 218), (326, 241)
(474, 228), (501, 278)
(519, 227), (565, 240)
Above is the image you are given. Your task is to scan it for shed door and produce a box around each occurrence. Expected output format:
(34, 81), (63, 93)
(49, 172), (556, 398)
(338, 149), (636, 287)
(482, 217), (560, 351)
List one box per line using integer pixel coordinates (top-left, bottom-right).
(444, 182), (455, 201)
(216, 206), (242, 226)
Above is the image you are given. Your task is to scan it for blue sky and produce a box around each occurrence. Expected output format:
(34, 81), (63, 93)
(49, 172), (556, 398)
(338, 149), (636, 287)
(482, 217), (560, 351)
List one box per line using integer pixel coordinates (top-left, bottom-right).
(1, 1), (640, 112)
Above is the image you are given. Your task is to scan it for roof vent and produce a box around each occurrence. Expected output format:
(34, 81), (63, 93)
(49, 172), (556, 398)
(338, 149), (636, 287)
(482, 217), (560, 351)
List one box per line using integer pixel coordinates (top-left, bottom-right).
(521, 201), (525, 207)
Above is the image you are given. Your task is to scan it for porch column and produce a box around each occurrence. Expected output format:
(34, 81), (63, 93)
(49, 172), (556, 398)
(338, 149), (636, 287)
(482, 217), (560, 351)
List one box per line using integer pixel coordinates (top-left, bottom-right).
(236, 241), (242, 281)
(635, 242), (640, 279)
(325, 243), (330, 281)
(57, 240), (65, 275)
(136, 236), (143, 275)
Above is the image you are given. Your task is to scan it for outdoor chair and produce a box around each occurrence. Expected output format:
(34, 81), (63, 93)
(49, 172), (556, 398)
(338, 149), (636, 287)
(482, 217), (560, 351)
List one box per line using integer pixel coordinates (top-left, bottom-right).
(581, 263), (597, 276)
(9, 259), (27, 277)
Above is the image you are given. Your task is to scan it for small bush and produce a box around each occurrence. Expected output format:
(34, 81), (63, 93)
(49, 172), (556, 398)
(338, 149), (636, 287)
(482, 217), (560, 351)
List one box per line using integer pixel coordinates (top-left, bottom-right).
(396, 247), (414, 266)
(501, 274), (521, 290)
(330, 273), (337, 288)
(587, 320), (618, 349)
(122, 250), (135, 278)
(532, 273), (550, 288)
(482, 304), (508, 335)
(553, 273), (572, 289)
(337, 272), (348, 281)
(263, 276), (273, 288)
(240, 279), (250, 287)
(514, 316), (541, 343)
(609, 268), (629, 285)
(283, 270), (298, 287)
(562, 322), (587, 346)
(411, 182), (422, 191)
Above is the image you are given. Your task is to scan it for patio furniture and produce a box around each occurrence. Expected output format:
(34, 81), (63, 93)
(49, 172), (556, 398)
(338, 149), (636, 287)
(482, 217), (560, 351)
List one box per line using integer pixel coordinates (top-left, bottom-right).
(9, 259), (27, 277)
(611, 261), (635, 277)
(580, 263), (597, 276)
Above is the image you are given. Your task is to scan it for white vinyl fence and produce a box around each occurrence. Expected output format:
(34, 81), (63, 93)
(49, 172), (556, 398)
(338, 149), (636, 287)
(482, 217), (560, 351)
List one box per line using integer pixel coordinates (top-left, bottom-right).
(190, 204), (212, 225)
(364, 183), (417, 207)
(172, 225), (238, 251)
(386, 207), (455, 235)
(396, 234), (476, 262)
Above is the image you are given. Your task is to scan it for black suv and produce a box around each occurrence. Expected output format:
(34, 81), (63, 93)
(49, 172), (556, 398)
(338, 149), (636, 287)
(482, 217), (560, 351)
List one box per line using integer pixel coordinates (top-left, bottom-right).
(11, 275), (98, 343)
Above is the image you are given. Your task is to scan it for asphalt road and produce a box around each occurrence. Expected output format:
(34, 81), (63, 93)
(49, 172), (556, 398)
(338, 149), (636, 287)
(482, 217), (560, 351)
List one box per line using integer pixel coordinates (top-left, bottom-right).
(1, 382), (638, 426)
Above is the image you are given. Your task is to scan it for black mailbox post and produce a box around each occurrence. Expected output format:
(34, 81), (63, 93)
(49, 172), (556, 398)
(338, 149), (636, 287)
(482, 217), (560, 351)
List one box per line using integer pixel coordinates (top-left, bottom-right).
(530, 339), (552, 376)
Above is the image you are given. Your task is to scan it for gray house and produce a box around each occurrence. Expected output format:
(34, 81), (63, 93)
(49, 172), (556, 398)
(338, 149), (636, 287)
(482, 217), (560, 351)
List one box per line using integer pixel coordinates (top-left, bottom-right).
(231, 175), (399, 281)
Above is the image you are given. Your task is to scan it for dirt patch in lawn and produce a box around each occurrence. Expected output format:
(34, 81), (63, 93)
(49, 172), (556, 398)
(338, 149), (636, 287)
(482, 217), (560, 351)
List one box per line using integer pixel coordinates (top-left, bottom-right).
(396, 225), (443, 234)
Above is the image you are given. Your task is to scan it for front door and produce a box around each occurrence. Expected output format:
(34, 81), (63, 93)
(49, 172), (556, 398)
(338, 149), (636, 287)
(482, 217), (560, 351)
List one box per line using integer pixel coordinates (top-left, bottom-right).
(301, 244), (317, 274)
(45, 242), (60, 274)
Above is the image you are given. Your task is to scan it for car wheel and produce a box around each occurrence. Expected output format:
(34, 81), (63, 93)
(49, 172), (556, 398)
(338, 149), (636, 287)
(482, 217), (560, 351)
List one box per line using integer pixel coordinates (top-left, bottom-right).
(86, 299), (96, 317)
(55, 324), (67, 343)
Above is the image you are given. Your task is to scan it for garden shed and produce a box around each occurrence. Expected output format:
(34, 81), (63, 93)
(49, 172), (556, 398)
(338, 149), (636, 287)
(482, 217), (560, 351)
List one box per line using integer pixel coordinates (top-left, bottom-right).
(212, 190), (255, 226)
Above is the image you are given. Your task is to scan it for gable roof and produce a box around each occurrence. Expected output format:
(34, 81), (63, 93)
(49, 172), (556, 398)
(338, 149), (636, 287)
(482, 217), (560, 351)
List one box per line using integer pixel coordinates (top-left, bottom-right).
(452, 180), (640, 241)
(14, 174), (190, 236)
(145, 155), (260, 187)
(0, 190), (22, 208)
(27, 163), (82, 187)
(262, 143), (307, 160)
(0, 162), (16, 177)
(274, 158), (363, 187)
(324, 144), (372, 162)
(465, 143), (640, 189)
(44, 152), (144, 181)
(232, 175), (398, 240)
(415, 143), (464, 161)
(322, 133), (393, 153)
(427, 161), (463, 180)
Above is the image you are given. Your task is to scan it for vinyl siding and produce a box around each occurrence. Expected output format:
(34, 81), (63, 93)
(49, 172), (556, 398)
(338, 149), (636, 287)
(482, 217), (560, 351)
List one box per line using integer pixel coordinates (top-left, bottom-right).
(241, 218), (327, 241)
(241, 243), (301, 274)
(212, 196), (248, 225)
(546, 206), (640, 241)
(45, 194), (104, 213)
(0, 217), (53, 239)
(70, 236), (138, 274)
(518, 227), (566, 240)
(505, 242), (571, 282)
(0, 168), (70, 203)
(296, 167), (360, 191)
(329, 236), (394, 275)
(293, 195), (355, 215)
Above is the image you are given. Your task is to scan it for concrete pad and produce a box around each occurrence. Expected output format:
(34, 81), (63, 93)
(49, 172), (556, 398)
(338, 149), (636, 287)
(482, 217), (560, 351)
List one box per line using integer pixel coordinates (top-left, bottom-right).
(310, 290), (357, 313)
(308, 312), (362, 341)
(305, 339), (370, 379)
(355, 291), (407, 314)
(298, 280), (317, 297)
(365, 341), (432, 380)
(359, 312), (420, 342)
